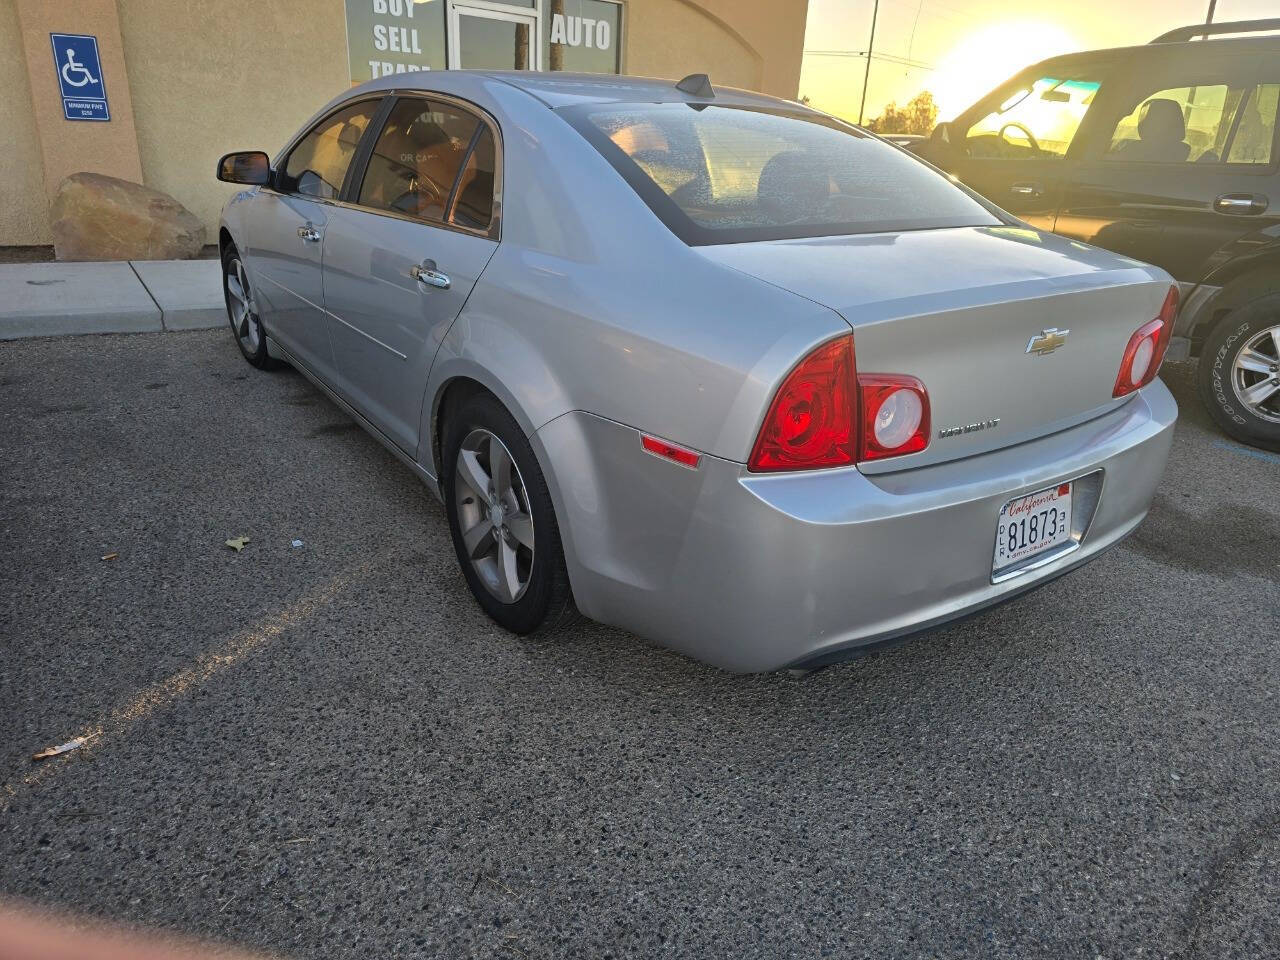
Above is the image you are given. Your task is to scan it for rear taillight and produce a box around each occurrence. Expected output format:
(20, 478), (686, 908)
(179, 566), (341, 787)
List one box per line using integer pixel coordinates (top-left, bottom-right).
(748, 336), (857, 472)
(1114, 285), (1179, 397)
(748, 335), (930, 471)
(858, 375), (931, 461)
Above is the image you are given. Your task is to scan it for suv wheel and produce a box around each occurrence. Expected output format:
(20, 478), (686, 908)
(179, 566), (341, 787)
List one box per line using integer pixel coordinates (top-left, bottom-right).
(1197, 294), (1280, 451)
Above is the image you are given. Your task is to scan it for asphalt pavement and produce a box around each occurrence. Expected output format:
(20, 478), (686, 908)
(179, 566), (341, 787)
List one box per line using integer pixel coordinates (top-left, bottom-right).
(1, 329), (1278, 959)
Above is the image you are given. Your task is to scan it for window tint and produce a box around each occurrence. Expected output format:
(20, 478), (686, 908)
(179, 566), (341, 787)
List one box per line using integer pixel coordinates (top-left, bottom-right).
(358, 98), (481, 224)
(280, 100), (380, 199)
(450, 126), (496, 230)
(1227, 85), (1278, 164)
(965, 76), (1100, 159)
(568, 103), (998, 245)
(1104, 81), (1279, 165)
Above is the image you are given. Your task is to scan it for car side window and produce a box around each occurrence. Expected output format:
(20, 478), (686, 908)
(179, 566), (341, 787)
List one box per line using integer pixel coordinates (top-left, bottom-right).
(1103, 80), (1279, 165)
(278, 100), (380, 199)
(357, 98), (494, 228)
(449, 126), (496, 230)
(964, 76), (1101, 159)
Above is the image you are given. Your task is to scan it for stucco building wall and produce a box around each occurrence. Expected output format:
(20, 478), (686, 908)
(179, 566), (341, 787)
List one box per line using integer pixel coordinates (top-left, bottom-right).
(4, 0), (807, 248)
(1, 0), (57, 244)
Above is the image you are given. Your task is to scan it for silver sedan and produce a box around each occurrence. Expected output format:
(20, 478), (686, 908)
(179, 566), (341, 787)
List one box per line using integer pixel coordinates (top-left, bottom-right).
(216, 71), (1178, 672)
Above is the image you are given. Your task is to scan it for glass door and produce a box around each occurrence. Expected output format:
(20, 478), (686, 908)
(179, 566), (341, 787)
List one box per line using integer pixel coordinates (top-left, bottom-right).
(447, 1), (541, 70)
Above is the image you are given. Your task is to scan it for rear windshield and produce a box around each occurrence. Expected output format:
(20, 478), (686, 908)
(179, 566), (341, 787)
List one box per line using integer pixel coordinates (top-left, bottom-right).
(562, 102), (1000, 245)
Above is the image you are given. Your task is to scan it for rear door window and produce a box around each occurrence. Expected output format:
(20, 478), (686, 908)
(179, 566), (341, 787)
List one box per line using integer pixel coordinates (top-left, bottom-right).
(356, 97), (497, 230)
(1103, 79), (1279, 165)
(564, 102), (999, 245)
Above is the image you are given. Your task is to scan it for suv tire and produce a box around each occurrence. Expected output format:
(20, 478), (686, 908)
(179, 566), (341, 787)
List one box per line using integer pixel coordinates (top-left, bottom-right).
(1197, 295), (1280, 451)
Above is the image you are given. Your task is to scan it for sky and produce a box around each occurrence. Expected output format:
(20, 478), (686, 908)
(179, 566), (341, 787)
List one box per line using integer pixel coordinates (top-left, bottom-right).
(799, 0), (1280, 124)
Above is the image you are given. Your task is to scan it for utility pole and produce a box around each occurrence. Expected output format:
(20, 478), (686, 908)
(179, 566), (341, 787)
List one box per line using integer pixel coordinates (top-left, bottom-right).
(1205, 0), (1217, 26)
(857, 0), (880, 126)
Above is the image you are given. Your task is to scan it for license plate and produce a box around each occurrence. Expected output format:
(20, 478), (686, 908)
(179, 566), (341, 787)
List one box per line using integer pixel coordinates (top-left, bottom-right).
(993, 482), (1073, 575)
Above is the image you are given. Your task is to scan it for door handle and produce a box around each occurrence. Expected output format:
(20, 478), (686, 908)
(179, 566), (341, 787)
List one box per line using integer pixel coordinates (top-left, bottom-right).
(1214, 193), (1268, 215)
(1011, 181), (1045, 198)
(296, 223), (321, 242)
(411, 259), (451, 290)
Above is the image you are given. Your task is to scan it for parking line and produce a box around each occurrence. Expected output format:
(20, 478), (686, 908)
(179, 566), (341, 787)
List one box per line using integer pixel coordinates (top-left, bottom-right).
(1, 565), (368, 814)
(1211, 438), (1280, 465)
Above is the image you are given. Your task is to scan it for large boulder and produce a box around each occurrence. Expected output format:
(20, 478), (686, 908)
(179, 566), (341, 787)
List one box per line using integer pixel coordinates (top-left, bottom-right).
(51, 172), (206, 261)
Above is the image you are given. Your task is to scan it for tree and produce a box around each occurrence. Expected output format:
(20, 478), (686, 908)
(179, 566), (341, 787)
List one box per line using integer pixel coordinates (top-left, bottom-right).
(867, 91), (938, 135)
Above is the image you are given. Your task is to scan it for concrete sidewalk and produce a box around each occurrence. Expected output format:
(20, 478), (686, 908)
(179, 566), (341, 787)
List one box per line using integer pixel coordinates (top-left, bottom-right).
(0, 258), (223, 340)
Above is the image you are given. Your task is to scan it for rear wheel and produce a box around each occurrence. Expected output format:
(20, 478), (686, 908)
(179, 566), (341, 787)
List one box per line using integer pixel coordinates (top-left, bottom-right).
(442, 392), (576, 635)
(1197, 295), (1280, 451)
(222, 244), (278, 370)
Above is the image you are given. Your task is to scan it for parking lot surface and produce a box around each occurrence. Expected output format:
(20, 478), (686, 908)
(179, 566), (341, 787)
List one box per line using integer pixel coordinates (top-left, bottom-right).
(2, 329), (1278, 959)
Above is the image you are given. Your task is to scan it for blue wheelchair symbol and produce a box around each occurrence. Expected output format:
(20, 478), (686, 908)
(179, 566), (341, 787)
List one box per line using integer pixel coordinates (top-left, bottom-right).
(51, 33), (110, 121)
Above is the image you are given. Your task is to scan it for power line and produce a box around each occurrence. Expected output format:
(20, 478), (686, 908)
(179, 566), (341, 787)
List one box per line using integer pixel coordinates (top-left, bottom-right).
(803, 49), (934, 69)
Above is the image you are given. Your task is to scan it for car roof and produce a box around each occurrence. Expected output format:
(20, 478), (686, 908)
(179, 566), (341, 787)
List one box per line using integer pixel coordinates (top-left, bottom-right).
(347, 69), (805, 112)
(1024, 34), (1280, 74)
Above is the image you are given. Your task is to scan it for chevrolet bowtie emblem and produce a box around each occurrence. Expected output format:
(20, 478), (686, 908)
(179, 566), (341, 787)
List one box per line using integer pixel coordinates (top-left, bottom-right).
(1026, 327), (1070, 355)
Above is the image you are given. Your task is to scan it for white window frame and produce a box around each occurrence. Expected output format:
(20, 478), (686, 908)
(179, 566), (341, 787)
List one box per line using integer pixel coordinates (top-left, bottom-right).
(447, 0), (543, 71)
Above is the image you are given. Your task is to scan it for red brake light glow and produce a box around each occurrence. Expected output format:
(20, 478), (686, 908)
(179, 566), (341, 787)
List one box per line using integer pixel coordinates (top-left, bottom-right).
(748, 335), (858, 472)
(1114, 285), (1179, 398)
(641, 433), (701, 469)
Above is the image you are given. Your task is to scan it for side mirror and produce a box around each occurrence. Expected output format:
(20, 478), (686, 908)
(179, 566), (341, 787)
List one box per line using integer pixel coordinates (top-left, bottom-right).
(217, 151), (271, 186)
(930, 121), (954, 146)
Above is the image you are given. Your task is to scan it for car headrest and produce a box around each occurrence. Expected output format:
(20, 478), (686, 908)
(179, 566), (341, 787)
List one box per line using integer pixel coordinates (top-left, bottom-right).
(1138, 99), (1186, 144)
(757, 151), (829, 222)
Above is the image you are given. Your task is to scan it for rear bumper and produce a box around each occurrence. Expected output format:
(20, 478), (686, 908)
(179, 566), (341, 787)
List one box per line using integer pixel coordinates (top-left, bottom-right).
(536, 381), (1177, 672)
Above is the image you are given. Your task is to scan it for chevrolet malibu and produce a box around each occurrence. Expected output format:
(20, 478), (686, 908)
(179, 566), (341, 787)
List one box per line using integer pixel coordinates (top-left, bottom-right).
(216, 71), (1178, 672)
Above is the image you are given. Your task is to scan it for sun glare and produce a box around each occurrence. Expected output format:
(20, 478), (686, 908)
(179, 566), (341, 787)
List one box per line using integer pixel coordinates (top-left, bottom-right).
(930, 21), (1080, 120)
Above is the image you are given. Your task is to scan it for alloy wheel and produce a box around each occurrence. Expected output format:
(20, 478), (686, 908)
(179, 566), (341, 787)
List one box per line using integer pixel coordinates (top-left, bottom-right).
(453, 428), (536, 603)
(1231, 324), (1280, 424)
(225, 257), (262, 353)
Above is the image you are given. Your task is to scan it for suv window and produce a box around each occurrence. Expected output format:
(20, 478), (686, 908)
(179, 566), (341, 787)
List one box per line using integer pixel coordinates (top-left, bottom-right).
(565, 102), (999, 245)
(964, 76), (1101, 159)
(279, 100), (380, 199)
(1104, 80), (1279, 165)
(358, 98), (492, 227)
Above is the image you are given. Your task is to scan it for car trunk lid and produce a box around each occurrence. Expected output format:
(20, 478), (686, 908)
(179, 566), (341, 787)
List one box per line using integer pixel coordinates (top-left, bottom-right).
(697, 225), (1173, 471)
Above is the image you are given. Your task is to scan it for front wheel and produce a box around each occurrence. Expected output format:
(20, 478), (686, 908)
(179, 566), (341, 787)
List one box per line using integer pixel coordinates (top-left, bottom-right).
(442, 393), (576, 636)
(222, 245), (279, 370)
(1197, 295), (1280, 451)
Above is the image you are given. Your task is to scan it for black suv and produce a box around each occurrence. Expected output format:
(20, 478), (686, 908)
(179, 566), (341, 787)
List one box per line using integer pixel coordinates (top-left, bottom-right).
(913, 19), (1280, 450)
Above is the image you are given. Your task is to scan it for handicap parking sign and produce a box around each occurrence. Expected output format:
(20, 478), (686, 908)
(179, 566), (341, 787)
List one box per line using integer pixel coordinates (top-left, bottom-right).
(51, 33), (110, 121)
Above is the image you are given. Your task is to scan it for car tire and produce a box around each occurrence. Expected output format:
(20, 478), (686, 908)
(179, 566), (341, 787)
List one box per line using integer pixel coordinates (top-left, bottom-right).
(1197, 295), (1280, 451)
(442, 392), (578, 636)
(222, 244), (279, 370)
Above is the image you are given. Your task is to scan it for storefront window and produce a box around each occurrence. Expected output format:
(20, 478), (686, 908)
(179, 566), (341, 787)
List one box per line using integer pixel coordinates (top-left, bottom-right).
(346, 0), (447, 83)
(545, 0), (621, 74)
(345, 0), (621, 80)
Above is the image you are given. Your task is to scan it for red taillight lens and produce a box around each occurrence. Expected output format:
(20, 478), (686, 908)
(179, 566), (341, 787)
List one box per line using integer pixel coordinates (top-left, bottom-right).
(858, 374), (931, 461)
(748, 335), (931, 471)
(748, 335), (857, 472)
(1114, 285), (1179, 397)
